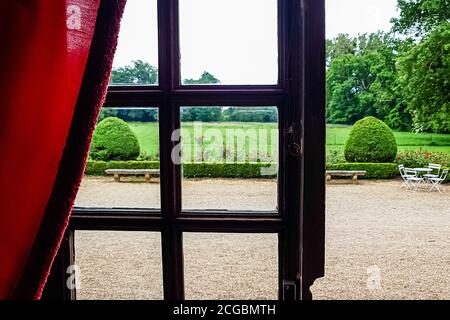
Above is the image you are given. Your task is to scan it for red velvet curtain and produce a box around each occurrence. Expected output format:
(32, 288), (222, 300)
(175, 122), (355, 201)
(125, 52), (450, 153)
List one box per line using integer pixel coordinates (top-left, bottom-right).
(0, 0), (126, 299)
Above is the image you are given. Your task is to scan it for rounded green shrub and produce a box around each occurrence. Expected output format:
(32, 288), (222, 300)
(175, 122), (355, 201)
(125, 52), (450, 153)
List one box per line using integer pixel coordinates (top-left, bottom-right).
(90, 117), (140, 161)
(344, 116), (397, 163)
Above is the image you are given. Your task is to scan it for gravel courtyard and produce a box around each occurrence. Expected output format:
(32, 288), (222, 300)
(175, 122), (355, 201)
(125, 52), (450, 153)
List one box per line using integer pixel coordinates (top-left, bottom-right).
(74, 177), (450, 300)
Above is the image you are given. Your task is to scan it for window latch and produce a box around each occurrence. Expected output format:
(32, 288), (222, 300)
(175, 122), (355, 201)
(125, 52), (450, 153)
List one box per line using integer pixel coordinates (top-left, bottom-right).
(283, 280), (297, 300)
(288, 122), (302, 158)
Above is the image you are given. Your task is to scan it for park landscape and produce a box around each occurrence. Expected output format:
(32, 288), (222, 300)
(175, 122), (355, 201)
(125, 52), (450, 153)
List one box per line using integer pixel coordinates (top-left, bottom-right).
(74, 0), (450, 300)
(74, 113), (450, 300)
(107, 120), (450, 159)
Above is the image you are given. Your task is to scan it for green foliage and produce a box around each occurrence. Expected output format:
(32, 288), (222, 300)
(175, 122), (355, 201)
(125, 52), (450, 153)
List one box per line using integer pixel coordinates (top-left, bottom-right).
(183, 162), (277, 179)
(329, 3), (450, 133)
(179, 107), (278, 123)
(222, 107), (278, 123)
(98, 108), (158, 122)
(85, 161), (160, 175)
(111, 60), (158, 85)
(90, 117), (140, 161)
(179, 72), (223, 122)
(392, 0), (450, 37)
(395, 150), (450, 167)
(326, 149), (346, 165)
(180, 71), (222, 122)
(85, 160), (276, 179)
(326, 34), (357, 67)
(344, 117), (398, 163)
(327, 124), (450, 148)
(116, 121), (448, 161)
(183, 71), (221, 84)
(326, 33), (412, 130)
(326, 162), (399, 179)
(398, 22), (450, 133)
(180, 107), (223, 122)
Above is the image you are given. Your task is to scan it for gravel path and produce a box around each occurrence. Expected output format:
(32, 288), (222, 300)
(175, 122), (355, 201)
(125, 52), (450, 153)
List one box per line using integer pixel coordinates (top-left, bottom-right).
(74, 177), (450, 300)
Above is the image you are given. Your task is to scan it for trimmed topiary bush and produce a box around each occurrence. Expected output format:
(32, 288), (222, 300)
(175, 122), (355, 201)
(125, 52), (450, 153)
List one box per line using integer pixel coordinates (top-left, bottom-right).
(90, 117), (140, 161)
(344, 116), (397, 163)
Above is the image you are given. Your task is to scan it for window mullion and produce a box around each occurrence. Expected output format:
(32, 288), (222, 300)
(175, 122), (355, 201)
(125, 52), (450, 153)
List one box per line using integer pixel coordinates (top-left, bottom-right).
(159, 0), (185, 300)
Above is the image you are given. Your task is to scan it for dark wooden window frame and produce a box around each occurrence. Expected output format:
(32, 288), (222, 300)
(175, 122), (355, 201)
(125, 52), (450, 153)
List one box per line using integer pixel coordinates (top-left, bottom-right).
(44, 0), (325, 301)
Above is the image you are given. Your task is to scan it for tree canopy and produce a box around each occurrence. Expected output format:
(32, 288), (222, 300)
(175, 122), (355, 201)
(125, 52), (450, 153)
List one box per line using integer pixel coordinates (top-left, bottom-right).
(111, 60), (158, 85)
(398, 22), (450, 132)
(392, 0), (450, 37)
(106, 3), (450, 133)
(326, 33), (412, 130)
(326, 0), (450, 132)
(183, 71), (221, 85)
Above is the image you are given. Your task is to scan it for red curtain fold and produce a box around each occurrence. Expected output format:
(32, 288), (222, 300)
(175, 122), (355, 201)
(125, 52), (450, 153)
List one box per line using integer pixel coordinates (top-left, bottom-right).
(0, 0), (126, 299)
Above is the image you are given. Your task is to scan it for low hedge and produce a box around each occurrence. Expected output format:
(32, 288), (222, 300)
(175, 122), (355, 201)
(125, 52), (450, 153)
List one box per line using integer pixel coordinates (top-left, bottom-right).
(326, 163), (399, 179)
(85, 161), (277, 179)
(87, 161), (446, 181)
(85, 161), (160, 176)
(85, 160), (450, 182)
(183, 162), (277, 179)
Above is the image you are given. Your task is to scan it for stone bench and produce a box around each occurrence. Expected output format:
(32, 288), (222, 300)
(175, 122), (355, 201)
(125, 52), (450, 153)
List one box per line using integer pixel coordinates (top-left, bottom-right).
(105, 169), (160, 183)
(326, 170), (366, 183)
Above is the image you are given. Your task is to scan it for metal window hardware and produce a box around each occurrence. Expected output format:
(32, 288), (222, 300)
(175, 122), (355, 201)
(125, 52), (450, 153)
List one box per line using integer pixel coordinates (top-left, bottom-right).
(282, 280), (297, 300)
(288, 122), (303, 157)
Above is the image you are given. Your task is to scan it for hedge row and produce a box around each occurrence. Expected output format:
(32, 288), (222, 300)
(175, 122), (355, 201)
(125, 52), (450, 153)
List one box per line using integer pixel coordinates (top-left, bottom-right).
(85, 161), (160, 176)
(85, 161), (277, 179)
(184, 162), (277, 178)
(326, 163), (399, 179)
(86, 161), (447, 181)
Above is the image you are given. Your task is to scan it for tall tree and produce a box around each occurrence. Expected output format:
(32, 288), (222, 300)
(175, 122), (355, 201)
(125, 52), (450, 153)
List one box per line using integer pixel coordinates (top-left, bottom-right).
(181, 72), (222, 122)
(398, 22), (450, 132)
(326, 34), (357, 67)
(183, 71), (221, 84)
(392, 0), (450, 37)
(180, 107), (223, 122)
(110, 60), (158, 85)
(327, 33), (411, 129)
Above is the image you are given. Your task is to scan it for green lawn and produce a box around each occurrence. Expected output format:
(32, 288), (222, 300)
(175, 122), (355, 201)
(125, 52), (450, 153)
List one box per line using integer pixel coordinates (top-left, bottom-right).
(128, 122), (278, 161)
(127, 122), (450, 160)
(327, 124), (450, 153)
(127, 122), (160, 159)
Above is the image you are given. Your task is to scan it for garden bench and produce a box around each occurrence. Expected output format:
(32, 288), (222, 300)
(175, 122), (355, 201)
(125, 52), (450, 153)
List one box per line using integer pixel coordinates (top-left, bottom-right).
(105, 169), (160, 183)
(326, 170), (366, 183)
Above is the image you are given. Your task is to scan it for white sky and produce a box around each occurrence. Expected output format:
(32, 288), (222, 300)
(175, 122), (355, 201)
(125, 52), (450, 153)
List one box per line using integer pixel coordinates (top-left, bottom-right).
(326, 0), (399, 38)
(113, 0), (399, 84)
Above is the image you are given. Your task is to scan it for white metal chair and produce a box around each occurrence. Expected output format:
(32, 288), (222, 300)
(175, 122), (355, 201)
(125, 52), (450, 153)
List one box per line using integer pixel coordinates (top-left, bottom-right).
(405, 168), (425, 192)
(428, 169), (448, 193)
(399, 165), (420, 191)
(424, 163), (442, 180)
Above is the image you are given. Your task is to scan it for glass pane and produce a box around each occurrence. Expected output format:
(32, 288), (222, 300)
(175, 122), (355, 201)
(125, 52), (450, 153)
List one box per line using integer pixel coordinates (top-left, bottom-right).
(184, 233), (278, 299)
(178, 107), (279, 212)
(74, 231), (163, 300)
(75, 107), (160, 209)
(110, 0), (158, 86)
(179, 0), (278, 85)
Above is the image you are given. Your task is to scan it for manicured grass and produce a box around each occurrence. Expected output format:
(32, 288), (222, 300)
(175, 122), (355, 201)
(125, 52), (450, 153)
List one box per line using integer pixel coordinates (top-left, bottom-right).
(180, 122), (278, 161)
(127, 122), (159, 158)
(127, 122), (450, 159)
(128, 121), (278, 161)
(328, 144), (450, 154)
(327, 124), (450, 149)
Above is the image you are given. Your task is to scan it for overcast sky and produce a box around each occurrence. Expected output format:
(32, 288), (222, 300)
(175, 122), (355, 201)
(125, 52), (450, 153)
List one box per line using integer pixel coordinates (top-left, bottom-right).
(113, 0), (399, 84)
